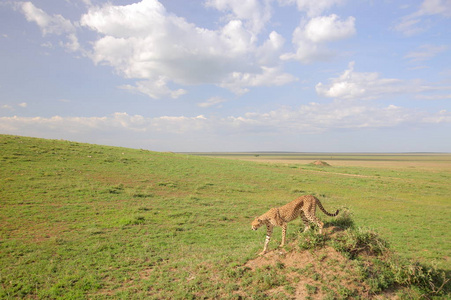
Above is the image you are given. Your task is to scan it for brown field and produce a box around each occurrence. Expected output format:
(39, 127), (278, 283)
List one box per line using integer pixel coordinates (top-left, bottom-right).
(194, 153), (451, 171)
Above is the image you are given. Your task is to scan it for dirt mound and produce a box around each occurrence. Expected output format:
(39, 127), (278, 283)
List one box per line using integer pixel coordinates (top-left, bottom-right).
(311, 160), (330, 166)
(246, 246), (366, 299)
(241, 227), (399, 299)
(235, 220), (449, 299)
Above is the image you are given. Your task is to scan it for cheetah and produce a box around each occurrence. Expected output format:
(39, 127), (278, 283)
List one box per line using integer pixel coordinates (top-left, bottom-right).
(251, 195), (339, 255)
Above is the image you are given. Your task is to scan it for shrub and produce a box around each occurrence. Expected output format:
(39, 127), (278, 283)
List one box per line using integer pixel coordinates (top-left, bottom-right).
(298, 230), (328, 250)
(331, 227), (388, 259)
(118, 215), (146, 226)
(326, 208), (354, 229)
(330, 226), (450, 297)
(386, 256), (450, 296)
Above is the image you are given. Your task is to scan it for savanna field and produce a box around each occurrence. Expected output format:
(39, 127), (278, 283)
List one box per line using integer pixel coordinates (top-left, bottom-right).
(1, 135), (450, 299)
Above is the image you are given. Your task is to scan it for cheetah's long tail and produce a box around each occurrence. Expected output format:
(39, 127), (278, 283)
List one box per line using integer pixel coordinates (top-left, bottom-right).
(316, 198), (339, 217)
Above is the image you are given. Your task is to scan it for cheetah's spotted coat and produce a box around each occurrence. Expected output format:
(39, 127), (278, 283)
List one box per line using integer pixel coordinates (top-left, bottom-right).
(251, 195), (339, 255)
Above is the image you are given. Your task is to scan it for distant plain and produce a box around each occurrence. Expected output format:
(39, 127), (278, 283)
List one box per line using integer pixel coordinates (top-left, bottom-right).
(190, 152), (451, 170)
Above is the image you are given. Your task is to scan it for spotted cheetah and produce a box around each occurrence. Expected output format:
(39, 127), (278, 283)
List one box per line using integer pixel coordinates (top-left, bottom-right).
(251, 195), (339, 255)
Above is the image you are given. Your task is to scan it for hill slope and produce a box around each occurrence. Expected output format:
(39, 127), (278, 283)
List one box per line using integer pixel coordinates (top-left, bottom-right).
(1, 135), (449, 299)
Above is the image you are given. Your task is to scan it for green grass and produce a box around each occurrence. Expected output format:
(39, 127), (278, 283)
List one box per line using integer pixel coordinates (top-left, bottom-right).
(1, 135), (450, 298)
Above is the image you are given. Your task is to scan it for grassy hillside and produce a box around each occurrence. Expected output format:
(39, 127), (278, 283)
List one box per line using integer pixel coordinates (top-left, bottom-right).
(1, 135), (449, 299)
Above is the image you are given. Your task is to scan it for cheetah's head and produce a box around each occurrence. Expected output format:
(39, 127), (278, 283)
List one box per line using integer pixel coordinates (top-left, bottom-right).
(251, 218), (263, 230)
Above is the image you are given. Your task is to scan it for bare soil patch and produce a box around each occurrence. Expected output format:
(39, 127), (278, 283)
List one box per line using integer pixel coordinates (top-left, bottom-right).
(242, 227), (400, 299)
(311, 160), (331, 166)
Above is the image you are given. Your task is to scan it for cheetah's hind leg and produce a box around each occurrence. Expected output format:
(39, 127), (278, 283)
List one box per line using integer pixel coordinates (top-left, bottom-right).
(300, 211), (311, 232)
(305, 213), (324, 234)
(280, 223), (287, 247)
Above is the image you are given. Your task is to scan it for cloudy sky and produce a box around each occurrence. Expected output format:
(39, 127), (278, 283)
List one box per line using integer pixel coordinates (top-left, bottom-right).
(1, 0), (450, 152)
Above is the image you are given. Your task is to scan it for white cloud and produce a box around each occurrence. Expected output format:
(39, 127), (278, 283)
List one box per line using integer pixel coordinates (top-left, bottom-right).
(197, 97), (227, 108)
(278, 0), (344, 17)
(78, 0), (294, 98)
(17, 2), (81, 53)
(80, 0), (92, 6)
(395, 0), (451, 36)
(394, 17), (424, 36)
(56, 33), (81, 53)
(0, 113), (210, 135)
(205, 0), (272, 34)
(19, 2), (75, 36)
(281, 14), (355, 63)
(80, 0), (168, 38)
(404, 44), (448, 62)
(1, 102), (28, 111)
(421, 109), (451, 123)
(416, 94), (451, 100)
(233, 103), (401, 132)
(120, 77), (187, 99)
(303, 14), (355, 43)
(13, 0), (295, 99)
(40, 41), (53, 48)
(220, 66), (297, 94)
(2, 104), (450, 140)
(153, 115), (209, 133)
(227, 102), (451, 135)
(419, 0), (451, 17)
(315, 62), (432, 100)
(256, 31), (286, 65)
(14, 0), (296, 99)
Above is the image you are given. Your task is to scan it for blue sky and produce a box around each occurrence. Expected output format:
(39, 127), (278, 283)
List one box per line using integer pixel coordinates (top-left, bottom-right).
(1, 0), (450, 152)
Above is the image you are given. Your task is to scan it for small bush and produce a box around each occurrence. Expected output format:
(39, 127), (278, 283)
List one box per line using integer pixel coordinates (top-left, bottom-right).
(276, 262), (285, 270)
(106, 184), (124, 194)
(330, 226), (450, 297)
(305, 283), (317, 294)
(118, 215), (146, 226)
(331, 227), (388, 259)
(132, 192), (153, 198)
(291, 188), (306, 194)
(326, 208), (354, 229)
(252, 266), (288, 291)
(298, 230), (328, 250)
(385, 256), (450, 296)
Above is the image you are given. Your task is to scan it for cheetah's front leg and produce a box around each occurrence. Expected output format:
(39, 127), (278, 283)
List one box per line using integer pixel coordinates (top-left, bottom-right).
(260, 224), (273, 255)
